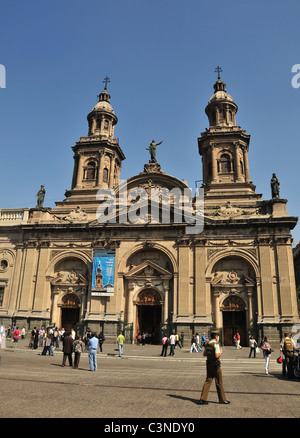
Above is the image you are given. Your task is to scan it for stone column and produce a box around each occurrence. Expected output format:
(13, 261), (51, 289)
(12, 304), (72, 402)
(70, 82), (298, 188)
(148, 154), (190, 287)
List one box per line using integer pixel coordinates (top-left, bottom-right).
(235, 142), (242, 181)
(213, 290), (222, 328)
(97, 151), (105, 187)
(127, 281), (135, 324)
(109, 154), (116, 188)
(77, 153), (85, 188)
(163, 281), (169, 323)
(211, 145), (218, 182)
(243, 147), (250, 183)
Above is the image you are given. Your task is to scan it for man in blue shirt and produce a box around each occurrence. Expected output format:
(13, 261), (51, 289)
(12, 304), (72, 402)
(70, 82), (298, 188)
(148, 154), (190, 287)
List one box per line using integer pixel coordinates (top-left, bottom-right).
(88, 332), (99, 371)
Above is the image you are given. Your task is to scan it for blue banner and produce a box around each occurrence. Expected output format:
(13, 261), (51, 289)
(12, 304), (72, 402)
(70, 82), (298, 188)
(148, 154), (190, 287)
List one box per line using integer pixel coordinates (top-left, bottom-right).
(92, 250), (115, 294)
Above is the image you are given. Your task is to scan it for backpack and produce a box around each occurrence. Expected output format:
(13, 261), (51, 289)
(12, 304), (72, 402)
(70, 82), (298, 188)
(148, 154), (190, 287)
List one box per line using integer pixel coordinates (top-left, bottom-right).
(283, 338), (294, 357)
(74, 340), (83, 353)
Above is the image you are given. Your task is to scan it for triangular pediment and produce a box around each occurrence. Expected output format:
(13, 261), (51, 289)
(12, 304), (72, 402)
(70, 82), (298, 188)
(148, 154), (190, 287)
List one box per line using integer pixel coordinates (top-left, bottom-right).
(124, 259), (172, 279)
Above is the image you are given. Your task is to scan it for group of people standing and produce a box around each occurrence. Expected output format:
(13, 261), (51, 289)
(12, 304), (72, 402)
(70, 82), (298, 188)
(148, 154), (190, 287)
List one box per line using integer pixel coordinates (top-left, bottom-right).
(160, 332), (184, 356)
(190, 333), (206, 353)
(248, 333), (298, 377)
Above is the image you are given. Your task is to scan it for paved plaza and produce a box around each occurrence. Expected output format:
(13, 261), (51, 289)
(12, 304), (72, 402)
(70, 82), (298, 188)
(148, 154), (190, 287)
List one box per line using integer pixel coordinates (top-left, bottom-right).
(0, 337), (299, 423)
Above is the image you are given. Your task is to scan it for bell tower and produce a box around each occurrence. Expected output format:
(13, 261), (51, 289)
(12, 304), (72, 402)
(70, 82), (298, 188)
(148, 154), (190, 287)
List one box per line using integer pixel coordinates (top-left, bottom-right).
(198, 68), (260, 205)
(55, 78), (126, 210)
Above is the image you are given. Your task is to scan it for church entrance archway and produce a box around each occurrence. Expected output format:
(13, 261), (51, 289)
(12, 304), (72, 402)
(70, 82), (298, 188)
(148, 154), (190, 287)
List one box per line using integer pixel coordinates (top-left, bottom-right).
(221, 295), (247, 346)
(61, 293), (80, 331)
(136, 289), (162, 344)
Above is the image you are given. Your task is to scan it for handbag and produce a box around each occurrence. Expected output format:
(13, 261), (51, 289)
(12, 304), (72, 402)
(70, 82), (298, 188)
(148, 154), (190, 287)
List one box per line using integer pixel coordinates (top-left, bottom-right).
(255, 347), (260, 353)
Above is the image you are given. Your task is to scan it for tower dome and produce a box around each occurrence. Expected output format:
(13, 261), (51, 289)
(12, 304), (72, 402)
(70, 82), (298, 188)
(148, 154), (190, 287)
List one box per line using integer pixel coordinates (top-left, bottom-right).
(87, 82), (118, 138)
(205, 73), (238, 129)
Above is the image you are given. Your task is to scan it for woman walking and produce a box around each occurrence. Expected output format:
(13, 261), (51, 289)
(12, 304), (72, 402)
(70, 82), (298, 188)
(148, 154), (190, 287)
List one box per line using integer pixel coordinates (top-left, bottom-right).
(249, 335), (257, 358)
(261, 336), (272, 375)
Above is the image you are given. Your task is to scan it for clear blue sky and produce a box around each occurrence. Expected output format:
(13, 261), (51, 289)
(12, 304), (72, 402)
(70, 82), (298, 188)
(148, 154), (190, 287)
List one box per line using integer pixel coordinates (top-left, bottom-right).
(0, 0), (299, 243)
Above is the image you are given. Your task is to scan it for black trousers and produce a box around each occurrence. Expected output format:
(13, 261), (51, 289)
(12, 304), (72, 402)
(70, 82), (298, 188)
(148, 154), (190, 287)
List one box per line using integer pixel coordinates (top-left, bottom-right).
(160, 344), (168, 356)
(62, 353), (73, 366)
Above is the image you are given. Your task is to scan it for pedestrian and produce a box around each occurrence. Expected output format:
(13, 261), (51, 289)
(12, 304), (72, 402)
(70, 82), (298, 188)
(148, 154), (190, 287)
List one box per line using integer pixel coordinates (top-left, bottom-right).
(236, 332), (242, 349)
(62, 331), (74, 367)
(169, 333), (176, 356)
(141, 332), (146, 346)
(43, 333), (54, 356)
(180, 331), (184, 348)
(280, 332), (295, 379)
(73, 334), (84, 368)
(261, 336), (272, 375)
(117, 331), (125, 357)
(13, 326), (20, 347)
(196, 333), (202, 352)
(0, 325), (6, 349)
(98, 331), (105, 352)
(249, 335), (257, 358)
(160, 334), (169, 357)
(71, 328), (76, 340)
(201, 332), (206, 349)
(31, 327), (39, 350)
(88, 332), (99, 371)
(190, 334), (197, 353)
(38, 326), (45, 347)
(199, 330), (230, 405)
(53, 327), (59, 348)
(84, 327), (92, 351)
(21, 327), (26, 340)
(175, 333), (181, 349)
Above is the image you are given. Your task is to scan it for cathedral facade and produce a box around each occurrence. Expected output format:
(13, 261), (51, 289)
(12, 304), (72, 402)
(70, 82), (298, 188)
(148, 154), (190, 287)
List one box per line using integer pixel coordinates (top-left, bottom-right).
(0, 76), (298, 346)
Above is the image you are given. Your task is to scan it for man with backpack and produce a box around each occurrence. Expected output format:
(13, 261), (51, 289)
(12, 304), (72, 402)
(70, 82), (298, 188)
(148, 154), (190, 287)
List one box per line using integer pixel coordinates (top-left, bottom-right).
(280, 333), (295, 379)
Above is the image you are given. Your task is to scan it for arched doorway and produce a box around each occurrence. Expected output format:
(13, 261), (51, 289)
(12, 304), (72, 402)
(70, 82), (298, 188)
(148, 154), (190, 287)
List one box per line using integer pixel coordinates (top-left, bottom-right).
(136, 289), (162, 344)
(221, 295), (247, 346)
(61, 293), (80, 331)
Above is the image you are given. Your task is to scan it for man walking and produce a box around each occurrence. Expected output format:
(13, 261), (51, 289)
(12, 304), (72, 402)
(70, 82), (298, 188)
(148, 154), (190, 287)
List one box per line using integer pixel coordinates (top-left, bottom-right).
(169, 332), (176, 356)
(199, 330), (230, 405)
(88, 332), (99, 371)
(117, 331), (125, 357)
(62, 331), (74, 366)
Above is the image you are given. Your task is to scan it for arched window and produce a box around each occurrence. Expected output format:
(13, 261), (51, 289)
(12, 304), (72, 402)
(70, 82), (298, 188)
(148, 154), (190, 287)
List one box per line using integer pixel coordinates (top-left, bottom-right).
(86, 162), (96, 180)
(103, 168), (109, 182)
(220, 153), (232, 173)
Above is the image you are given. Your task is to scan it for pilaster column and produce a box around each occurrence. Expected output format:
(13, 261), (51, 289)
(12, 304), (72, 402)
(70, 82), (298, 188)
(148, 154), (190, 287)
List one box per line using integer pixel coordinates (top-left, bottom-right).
(163, 281), (169, 323)
(247, 288), (254, 327)
(127, 281), (135, 324)
(77, 153), (85, 188)
(109, 153), (116, 188)
(97, 151), (105, 186)
(211, 145), (218, 182)
(243, 147), (250, 182)
(234, 142), (242, 181)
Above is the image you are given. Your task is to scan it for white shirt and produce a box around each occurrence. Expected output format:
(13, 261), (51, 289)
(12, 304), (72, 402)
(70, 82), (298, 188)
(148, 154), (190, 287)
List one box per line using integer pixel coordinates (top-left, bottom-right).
(169, 334), (176, 345)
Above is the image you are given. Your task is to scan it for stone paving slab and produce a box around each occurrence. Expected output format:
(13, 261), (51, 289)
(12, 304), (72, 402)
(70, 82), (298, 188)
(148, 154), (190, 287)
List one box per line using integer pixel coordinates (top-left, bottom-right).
(0, 338), (299, 425)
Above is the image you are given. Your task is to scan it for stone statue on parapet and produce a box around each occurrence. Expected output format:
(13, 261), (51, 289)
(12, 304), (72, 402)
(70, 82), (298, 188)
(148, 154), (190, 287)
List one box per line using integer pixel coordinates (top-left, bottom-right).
(271, 173), (280, 198)
(146, 139), (163, 163)
(35, 185), (45, 208)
